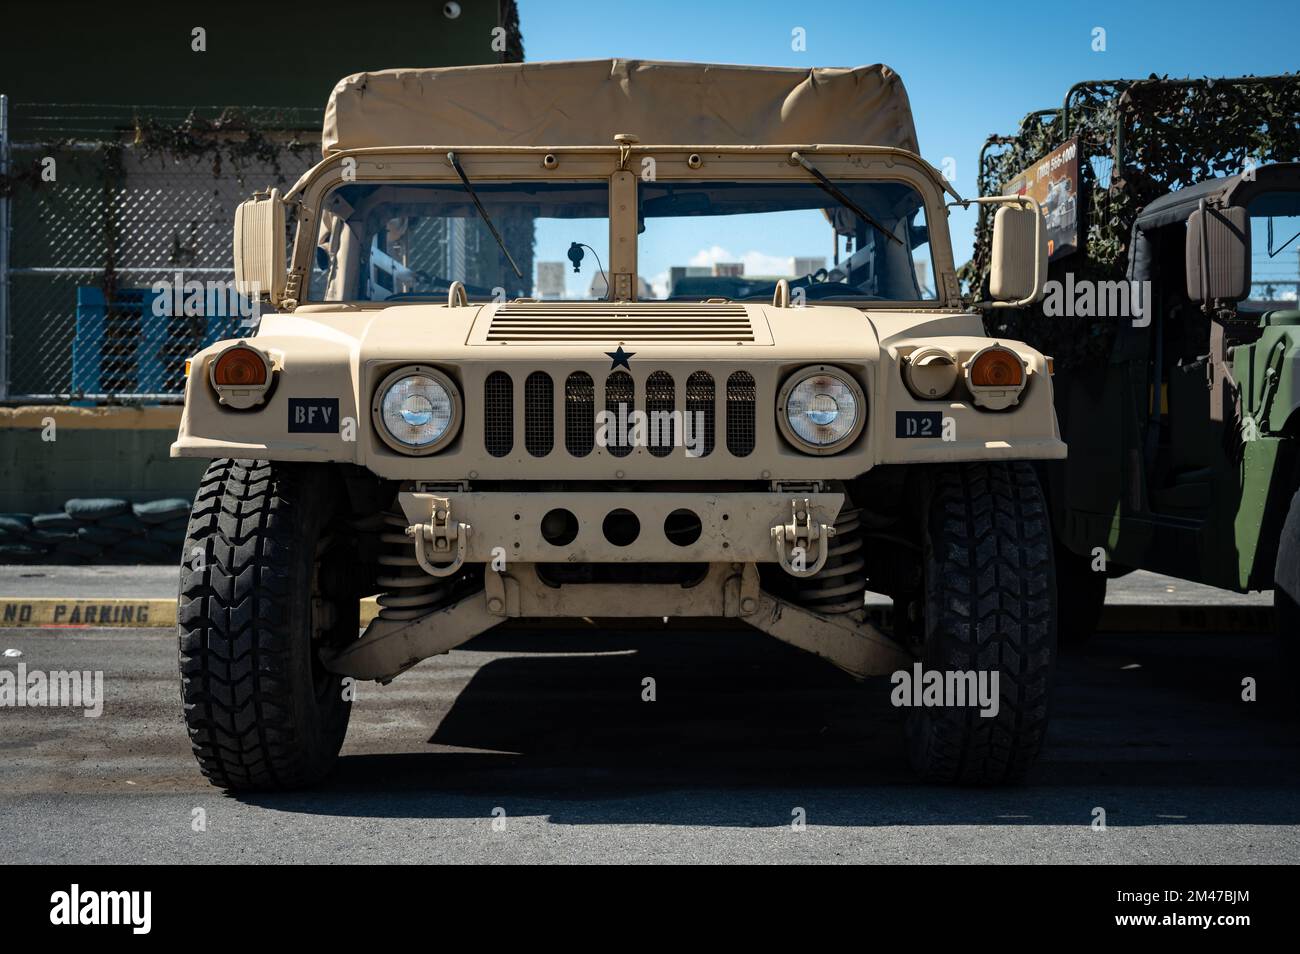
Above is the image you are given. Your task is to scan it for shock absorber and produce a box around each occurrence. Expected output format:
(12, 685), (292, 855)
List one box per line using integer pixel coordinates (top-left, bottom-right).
(794, 506), (867, 615)
(369, 511), (445, 621)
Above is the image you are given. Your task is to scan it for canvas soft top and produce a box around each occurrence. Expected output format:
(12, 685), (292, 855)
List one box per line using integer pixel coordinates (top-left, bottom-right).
(1126, 163), (1300, 285)
(1134, 162), (1300, 232)
(321, 58), (918, 157)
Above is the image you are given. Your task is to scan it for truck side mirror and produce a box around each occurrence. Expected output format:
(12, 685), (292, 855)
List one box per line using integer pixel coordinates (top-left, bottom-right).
(989, 201), (1047, 307)
(1186, 205), (1250, 303)
(233, 189), (287, 306)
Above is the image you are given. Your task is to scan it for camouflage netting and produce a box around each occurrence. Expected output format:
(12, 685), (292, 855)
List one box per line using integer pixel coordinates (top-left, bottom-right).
(968, 75), (1300, 369)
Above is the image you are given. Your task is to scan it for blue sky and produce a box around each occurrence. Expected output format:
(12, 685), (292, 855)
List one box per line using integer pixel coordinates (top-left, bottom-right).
(519, 0), (1298, 280)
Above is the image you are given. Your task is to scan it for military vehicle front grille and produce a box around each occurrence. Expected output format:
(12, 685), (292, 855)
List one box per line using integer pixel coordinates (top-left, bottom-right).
(524, 371), (554, 457)
(484, 371), (513, 457)
(481, 369), (752, 461)
(605, 371), (635, 458)
(564, 372), (595, 457)
(645, 371), (675, 458)
(726, 371), (756, 457)
(686, 371), (715, 458)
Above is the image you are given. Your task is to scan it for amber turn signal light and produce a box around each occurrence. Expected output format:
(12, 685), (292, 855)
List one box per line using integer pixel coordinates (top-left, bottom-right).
(212, 346), (269, 387)
(968, 348), (1024, 388)
(208, 342), (273, 409)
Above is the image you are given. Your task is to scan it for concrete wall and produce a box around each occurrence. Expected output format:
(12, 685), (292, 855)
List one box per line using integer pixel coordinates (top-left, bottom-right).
(0, 407), (204, 513)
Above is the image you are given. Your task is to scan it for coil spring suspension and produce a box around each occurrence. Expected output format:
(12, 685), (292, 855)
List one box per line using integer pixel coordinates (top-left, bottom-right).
(366, 511), (446, 621)
(794, 507), (867, 615)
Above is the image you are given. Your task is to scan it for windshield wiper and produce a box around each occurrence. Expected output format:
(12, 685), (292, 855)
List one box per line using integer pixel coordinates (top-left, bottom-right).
(790, 151), (902, 247)
(447, 151), (524, 278)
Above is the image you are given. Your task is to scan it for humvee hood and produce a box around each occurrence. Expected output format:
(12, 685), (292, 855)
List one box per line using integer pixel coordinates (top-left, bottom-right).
(343, 301), (895, 363)
(322, 59), (918, 155)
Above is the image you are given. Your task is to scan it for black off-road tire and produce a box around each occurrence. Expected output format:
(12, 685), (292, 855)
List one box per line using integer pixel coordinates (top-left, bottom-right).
(178, 459), (359, 791)
(905, 462), (1057, 784)
(1054, 539), (1107, 648)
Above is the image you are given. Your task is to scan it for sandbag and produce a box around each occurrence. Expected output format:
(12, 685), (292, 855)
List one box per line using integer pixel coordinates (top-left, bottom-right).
(148, 527), (188, 547)
(100, 513), (147, 534)
(132, 499), (193, 525)
(78, 525), (128, 546)
(0, 514), (34, 534)
(64, 498), (130, 521)
(33, 512), (79, 530)
(30, 528), (78, 544)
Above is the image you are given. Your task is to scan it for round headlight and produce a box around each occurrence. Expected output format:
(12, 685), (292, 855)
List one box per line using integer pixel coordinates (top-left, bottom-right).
(373, 366), (461, 454)
(778, 366), (866, 454)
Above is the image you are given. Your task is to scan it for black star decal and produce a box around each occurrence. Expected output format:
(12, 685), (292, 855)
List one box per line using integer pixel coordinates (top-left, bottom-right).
(605, 345), (635, 370)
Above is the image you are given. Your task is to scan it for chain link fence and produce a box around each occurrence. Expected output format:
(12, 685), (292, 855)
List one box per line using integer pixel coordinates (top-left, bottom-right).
(0, 100), (321, 402)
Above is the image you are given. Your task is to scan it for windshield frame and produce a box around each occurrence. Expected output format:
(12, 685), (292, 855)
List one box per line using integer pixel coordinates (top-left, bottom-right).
(287, 145), (959, 308)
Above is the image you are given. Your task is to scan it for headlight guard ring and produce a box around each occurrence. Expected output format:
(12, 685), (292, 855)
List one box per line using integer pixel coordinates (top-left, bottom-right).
(371, 364), (462, 455)
(775, 364), (867, 456)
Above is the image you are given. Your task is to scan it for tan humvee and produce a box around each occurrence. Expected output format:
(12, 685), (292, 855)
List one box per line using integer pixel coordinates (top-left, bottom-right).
(174, 60), (1061, 790)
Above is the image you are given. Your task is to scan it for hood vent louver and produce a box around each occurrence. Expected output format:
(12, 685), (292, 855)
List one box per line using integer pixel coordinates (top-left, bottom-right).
(478, 302), (763, 344)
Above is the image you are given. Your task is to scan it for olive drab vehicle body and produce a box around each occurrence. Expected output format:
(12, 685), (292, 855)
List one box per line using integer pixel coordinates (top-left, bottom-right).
(174, 60), (1063, 790)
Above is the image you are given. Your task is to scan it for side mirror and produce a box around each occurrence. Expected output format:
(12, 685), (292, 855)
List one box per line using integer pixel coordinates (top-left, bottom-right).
(1186, 204), (1250, 303)
(989, 200), (1047, 306)
(233, 189), (287, 306)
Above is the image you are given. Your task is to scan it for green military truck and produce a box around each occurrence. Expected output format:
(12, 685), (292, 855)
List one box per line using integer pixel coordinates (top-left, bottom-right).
(971, 76), (1300, 649)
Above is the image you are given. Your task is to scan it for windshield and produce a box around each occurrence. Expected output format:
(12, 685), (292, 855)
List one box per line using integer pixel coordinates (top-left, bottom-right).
(311, 180), (610, 302)
(637, 180), (936, 302)
(1245, 190), (1300, 310)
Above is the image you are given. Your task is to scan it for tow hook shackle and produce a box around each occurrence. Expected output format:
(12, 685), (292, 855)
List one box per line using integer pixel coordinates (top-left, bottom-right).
(407, 496), (472, 578)
(770, 497), (835, 578)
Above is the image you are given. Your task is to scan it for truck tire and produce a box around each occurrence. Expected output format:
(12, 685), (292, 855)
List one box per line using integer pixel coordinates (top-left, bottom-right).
(178, 459), (358, 791)
(1054, 539), (1106, 647)
(906, 462), (1057, 784)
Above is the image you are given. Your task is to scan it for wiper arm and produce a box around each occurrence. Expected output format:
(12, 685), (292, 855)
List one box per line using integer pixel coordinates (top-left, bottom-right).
(791, 151), (902, 247)
(447, 151), (524, 278)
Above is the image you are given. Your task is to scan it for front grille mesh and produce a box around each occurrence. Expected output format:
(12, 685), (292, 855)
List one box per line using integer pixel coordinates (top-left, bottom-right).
(726, 371), (757, 457)
(686, 371), (715, 458)
(484, 371), (513, 457)
(605, 371), (634, 458)
(645, 371), (675, 458)
(524, 371), (554, 457)
(564, 372), (595, 457)
(482, 368), (756, 460)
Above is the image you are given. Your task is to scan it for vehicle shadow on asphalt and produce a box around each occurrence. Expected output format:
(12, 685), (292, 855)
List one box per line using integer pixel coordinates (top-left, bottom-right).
(237, 627), (1300, 827)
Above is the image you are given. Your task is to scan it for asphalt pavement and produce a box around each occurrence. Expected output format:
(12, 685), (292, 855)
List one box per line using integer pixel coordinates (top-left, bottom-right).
(0, 565), (1294, 863)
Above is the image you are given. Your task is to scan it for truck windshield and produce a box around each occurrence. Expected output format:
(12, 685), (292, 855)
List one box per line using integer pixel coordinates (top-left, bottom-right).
(637, 180), (936, 302)
(311, 181), (610, 302)
(1245, 190), (1300, 310)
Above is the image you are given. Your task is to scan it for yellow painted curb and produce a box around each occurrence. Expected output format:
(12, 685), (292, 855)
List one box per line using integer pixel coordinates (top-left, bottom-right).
(1, 597), (382, 628)
(0, 405), (182, 431)
(1, 598), (175, 627)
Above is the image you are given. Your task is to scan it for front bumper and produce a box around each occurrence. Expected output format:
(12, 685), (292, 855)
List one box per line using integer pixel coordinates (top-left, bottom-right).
(396, 490), (844, 569)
